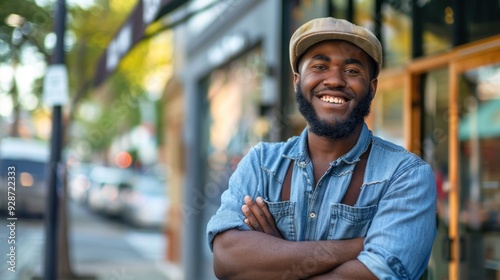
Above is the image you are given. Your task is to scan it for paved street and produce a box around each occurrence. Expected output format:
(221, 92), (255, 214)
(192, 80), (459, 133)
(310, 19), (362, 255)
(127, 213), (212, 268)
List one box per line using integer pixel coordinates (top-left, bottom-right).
(0, 200), (181, 280)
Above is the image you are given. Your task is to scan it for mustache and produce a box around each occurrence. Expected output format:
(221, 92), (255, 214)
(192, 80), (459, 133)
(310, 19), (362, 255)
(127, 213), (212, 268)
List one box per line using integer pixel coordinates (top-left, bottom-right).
(310, 87), (355, 99)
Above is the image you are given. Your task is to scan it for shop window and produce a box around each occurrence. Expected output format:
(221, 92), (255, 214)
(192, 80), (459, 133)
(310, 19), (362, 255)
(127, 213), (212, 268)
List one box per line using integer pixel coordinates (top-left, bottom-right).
(458, 63), (500, 279)
(291, 0), (329, 26)
(419, 0), (453, 56)
(421, 68), (450, 280)
(330, 0), (348, 19)
(421, 68), (450, 222)
(205, 47), (269, 152)
(372, 85), (404, 146)
(201, 46), (269, 209)
(381, 0), (411, 68)
(465, 0), (500, 42)
(353, 0), (373, 28)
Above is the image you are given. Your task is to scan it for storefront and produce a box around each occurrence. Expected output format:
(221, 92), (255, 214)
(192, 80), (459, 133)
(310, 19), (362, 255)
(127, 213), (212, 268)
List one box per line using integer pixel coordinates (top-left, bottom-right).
(175, 0), (500, 279)
(285, 1), (500, 279)
(406, 37), (500, 280)
(178, 1), (282, 279)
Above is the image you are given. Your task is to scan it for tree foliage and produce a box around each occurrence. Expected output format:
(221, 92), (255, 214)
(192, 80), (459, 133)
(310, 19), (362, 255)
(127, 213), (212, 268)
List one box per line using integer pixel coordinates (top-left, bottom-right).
(67, 0), (173, 162)
(0, 0), (53, 61)
(0, 0), (173, 162)
(0, 0), (53, 137)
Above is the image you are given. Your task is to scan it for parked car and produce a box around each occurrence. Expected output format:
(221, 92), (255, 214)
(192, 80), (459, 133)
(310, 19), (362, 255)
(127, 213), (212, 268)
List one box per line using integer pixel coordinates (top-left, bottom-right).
(0, 137), (49, 218)
(122, 174), (168, 228)
(85, 165), (134, 217)
(67, 162), (95, 204)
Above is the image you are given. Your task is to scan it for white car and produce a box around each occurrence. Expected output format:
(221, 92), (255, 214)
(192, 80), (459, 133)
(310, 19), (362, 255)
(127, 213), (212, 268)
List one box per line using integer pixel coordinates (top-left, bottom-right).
(0, 137), (50, 218)
(122, 174), (168, 228)
(86, 165), (135, 217)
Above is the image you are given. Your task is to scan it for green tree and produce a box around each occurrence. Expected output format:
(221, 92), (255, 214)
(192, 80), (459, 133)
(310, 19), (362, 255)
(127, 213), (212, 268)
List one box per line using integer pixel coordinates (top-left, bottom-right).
(65, 0), (138, 160)
(0, 0), (52, 137)
(67, 0), (173, 162)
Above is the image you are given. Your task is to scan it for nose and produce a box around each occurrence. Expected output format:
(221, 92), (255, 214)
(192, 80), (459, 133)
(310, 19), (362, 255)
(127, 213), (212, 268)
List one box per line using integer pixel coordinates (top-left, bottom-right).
(322, 69), (346, 88)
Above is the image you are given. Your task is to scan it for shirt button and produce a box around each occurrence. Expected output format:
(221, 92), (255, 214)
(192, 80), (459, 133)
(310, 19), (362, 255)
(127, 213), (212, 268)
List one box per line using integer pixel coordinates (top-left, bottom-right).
(309, 212), (316, 219)
(299, 161), (306, 168)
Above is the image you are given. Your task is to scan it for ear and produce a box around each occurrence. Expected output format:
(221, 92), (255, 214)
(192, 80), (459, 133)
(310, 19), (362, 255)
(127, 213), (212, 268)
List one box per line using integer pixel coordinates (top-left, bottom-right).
(369, 78), (378, 99)
(293, 72), (300, 89)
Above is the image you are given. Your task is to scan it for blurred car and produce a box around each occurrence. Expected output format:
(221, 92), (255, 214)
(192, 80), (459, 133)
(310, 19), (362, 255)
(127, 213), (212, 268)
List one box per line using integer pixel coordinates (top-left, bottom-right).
(67, 162), (95, 204)
(0, 137), (49, 218)
(122, 174), (168, 228)
(86, 165), (134, 217)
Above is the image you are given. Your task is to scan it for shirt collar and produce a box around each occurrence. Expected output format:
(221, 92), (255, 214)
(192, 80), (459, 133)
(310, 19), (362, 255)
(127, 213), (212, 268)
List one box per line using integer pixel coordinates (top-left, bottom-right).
(283, 123), (372, 166)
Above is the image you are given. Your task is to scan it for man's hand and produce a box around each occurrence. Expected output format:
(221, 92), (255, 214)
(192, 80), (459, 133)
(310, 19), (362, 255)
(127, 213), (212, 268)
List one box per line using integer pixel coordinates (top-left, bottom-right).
(242, 195), (284, 239)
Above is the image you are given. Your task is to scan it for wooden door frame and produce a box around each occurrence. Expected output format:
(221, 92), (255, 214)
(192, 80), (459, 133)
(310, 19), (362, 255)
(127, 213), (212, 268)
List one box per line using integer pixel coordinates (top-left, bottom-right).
(367, 67), (406, 135)
(399, 34), (500, 280)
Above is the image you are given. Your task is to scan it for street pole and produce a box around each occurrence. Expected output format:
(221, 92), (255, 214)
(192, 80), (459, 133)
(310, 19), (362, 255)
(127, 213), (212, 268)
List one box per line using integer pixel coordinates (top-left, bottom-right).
(44, 0), (66, 279)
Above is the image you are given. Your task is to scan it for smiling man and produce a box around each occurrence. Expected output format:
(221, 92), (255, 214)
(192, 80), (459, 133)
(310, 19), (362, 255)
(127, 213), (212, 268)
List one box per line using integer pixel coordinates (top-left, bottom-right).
(207, 17), (437, 279)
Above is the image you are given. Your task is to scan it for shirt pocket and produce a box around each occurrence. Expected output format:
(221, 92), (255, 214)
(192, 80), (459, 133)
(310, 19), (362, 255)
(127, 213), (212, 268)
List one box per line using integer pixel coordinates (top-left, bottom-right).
(327, 203), (377, 240)
(266, 200), (296, 241)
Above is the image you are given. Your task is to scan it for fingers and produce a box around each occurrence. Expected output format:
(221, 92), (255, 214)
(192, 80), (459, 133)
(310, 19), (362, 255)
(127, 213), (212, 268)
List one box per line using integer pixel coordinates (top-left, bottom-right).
(242, 195), (284, 239)
(255, 197), (284, 238)
(256, 196), (275, 224)
(242, 204), (257, 230)
(242, 195), (271, 232)
(242, 197), (257, 230)
(242, 206), (256, 230)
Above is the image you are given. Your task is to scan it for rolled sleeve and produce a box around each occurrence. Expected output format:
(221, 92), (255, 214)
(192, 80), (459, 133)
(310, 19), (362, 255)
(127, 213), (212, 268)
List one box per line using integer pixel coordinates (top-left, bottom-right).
(206, 145), (263, 251)
(206, 191), (251, 251)
(358, 163), (437, 279)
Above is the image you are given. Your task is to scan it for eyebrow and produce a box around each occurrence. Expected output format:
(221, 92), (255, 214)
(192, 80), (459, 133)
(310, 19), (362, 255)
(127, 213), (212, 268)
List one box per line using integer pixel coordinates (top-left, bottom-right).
(311, 54), (330, 62)
(345, 58), (365, 67)
(310, 55), (365, 68)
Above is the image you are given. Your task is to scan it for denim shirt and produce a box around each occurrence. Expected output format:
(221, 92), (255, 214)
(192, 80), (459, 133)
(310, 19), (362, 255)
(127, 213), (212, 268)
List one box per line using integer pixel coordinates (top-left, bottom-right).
(207, 124), (437, 279)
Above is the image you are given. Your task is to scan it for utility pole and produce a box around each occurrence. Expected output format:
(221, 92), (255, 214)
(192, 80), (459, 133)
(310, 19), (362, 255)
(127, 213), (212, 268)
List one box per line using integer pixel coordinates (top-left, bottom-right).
(43, 0), (66, 279)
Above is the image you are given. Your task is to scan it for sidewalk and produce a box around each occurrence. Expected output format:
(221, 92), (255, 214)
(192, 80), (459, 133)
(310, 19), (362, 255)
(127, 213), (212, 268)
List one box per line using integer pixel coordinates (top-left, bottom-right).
(63, 201), (184, 280)
(0, 200), (183, 280)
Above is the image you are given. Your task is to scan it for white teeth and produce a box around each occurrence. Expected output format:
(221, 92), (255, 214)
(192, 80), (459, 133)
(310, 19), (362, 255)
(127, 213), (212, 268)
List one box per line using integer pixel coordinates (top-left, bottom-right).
(320, 96), (345, 104)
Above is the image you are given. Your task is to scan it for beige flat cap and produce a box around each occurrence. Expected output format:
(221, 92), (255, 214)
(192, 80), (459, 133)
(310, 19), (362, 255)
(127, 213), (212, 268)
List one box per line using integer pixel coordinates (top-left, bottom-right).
(290, 17), (382, 76)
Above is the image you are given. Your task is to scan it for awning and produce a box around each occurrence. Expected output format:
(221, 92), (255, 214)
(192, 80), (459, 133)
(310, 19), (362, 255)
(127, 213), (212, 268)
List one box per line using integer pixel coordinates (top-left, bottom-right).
(459, 98), (500, 140)
(93, 0), (186, 86)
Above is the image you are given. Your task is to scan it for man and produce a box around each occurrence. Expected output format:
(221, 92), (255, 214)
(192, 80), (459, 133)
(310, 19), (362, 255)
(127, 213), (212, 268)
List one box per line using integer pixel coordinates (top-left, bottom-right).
(207, 17), (437, 279)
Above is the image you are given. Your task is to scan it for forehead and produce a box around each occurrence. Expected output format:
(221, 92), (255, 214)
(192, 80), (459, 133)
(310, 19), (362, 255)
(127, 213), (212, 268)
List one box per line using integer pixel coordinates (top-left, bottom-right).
(301, 40), (371, 63)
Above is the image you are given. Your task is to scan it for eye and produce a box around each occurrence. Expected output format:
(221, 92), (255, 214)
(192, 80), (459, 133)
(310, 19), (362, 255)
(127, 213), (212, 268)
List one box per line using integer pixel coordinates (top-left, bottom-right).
(311, 64), (327, 71)
(345, 68), (361, 75)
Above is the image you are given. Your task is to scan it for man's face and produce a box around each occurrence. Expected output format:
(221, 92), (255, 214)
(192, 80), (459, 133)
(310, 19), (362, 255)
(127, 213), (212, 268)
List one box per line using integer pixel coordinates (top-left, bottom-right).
(294, 40), (378, 139)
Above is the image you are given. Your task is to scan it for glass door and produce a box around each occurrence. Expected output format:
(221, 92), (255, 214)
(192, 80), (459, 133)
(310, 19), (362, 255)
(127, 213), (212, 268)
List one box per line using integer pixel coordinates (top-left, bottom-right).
(406, 37), (500, 280)
(420, 67), (451, 280)
(453, 55), (500, 279)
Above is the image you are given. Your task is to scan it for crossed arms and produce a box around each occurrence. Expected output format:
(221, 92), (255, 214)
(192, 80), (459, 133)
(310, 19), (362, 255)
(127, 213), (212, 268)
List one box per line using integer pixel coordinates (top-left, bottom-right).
(210, 146), (437, 279)
(212, 196), (377, 280)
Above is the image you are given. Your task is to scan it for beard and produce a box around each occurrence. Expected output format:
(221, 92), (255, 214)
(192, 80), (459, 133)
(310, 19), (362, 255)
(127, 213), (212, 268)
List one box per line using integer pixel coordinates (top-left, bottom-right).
(295, 83), (373, 139)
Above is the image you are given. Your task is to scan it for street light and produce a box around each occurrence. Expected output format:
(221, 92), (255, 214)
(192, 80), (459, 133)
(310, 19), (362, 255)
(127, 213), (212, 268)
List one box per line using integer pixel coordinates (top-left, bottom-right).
(5, 14), (25, 27)
(43, 1), (67, 279)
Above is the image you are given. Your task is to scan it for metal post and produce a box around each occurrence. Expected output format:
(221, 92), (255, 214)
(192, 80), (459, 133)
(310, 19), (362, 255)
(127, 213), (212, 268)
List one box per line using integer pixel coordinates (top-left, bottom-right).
(411, 0), (423, 58)
(183, 80), (204, 280)
(374, 0), (383, 66)
(44, 0), (66, 279)
(279, 0), (293, 140)
(346, 0), (354, 24)
(451, 0), (467, 47)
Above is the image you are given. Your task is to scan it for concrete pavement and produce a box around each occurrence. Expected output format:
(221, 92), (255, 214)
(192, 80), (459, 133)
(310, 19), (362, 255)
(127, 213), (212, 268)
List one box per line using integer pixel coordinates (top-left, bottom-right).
(0, 200), (183, 280)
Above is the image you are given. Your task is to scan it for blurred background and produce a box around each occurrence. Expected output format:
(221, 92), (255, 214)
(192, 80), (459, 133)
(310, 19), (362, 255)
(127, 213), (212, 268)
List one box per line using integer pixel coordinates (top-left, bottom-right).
(0, 0), (500, 279)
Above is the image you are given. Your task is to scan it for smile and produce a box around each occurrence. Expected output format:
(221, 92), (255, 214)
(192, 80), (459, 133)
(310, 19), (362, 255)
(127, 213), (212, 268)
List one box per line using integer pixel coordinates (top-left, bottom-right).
(319, 95), (347, 104)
